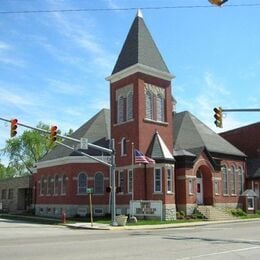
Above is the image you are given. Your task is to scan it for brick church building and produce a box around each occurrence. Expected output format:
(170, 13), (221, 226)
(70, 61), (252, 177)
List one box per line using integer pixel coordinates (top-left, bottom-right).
(33, 11), (247, 220)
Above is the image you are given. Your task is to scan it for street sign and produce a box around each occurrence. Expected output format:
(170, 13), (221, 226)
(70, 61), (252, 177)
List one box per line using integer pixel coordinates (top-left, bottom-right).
(80, 137), (88, 149)
(86, 188), (93, 194)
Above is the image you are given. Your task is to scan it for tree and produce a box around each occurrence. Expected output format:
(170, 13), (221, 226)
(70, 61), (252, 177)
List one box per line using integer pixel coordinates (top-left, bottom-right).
(0, 122), (57, 176)
(0, 160), (16, 179)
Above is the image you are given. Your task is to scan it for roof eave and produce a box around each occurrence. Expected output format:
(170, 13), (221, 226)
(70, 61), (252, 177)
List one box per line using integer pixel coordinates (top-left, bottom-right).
(106, 63), (174, 83)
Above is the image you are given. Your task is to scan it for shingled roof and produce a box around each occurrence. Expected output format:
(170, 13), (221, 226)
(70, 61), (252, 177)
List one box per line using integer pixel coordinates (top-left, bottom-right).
(111, 10), (169, 75)
(40, 109), (110, 162)
(147, 132), (175, 163)
(173, 111), (246, 158)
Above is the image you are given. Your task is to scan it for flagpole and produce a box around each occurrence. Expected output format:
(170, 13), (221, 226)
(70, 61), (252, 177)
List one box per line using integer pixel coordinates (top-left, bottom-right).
(131, 142), (134, 216)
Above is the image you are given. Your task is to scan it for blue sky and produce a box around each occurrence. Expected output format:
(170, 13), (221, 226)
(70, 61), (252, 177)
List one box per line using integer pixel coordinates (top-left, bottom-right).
(0, 0), (259, 164)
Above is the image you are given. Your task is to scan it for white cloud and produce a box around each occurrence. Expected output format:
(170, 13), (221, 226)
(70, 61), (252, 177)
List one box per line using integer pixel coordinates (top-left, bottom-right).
(0, 41), (25, 67)
(0, 86), (35, 107)
(46, 79), (86, 95)
(0, 41), (12, 51)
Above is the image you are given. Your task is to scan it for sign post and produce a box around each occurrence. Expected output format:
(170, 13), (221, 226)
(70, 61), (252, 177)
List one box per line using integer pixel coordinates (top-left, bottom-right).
(87, 188), (94, 227)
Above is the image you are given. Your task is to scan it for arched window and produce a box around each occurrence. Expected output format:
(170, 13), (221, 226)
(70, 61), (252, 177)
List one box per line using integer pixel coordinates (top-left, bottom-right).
(127, 91), (133, 120)
(120, 137), (127, 156)
(47, 176), (51, 195)
(222, 166), (228, 194)
(54, 175), (59, 195)
(40, 176), (45, 195)
(145, 91), (153, 119)
(231, 166), (236, 194)
(61, 175), (67, 195)
(156, 94), (165, 122)
(238, 167), (243, 194)
(78, 172), (87, 194)
(117, 95), (125, 123)
(94, 172), (104, 194)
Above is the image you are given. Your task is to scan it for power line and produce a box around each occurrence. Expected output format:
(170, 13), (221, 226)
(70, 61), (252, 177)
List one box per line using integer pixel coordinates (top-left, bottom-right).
(1, 3), (260, 15)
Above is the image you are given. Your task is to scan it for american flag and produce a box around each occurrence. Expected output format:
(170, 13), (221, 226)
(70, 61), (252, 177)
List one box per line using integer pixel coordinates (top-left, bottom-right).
(134, 149), (155, 164)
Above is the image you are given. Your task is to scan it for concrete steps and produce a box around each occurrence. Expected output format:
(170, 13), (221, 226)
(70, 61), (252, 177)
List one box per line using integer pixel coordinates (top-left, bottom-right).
(196, 206), (236, 221)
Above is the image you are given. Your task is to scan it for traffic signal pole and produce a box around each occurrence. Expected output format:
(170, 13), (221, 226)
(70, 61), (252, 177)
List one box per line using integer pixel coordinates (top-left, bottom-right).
(0, 116), (117, 226)
(213, 108), (260, 128)
(222, 108), (260, 112)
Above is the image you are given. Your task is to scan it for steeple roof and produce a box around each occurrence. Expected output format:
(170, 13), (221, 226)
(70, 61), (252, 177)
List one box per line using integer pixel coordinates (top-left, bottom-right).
(111, 10), (170, 75)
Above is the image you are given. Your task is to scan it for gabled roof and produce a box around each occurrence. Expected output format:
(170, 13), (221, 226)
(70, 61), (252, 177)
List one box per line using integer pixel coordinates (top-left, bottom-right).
(40, 109), (110, 162)
(111, 10), (169, 75)
(173, 111), (246, 158)
(147, 131), (175, 163)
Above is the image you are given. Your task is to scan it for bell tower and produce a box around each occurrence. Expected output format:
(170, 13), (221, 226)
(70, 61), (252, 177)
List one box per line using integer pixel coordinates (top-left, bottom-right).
(106, 10), (176, 220)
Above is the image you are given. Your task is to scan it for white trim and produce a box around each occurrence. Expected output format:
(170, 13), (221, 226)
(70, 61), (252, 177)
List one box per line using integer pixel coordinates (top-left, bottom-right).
(36, 156), (111, 169)
(106, 63), (174, 83)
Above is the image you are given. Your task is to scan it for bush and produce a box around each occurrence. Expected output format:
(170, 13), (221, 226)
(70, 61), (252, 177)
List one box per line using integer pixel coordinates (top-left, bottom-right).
(230, 208), (247, 217)
(176, 211), (185, 219)
(191, 209), (205, 219)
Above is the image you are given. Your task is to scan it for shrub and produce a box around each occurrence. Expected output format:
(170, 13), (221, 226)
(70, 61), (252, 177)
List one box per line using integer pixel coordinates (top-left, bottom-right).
(230, 208), (247, 217)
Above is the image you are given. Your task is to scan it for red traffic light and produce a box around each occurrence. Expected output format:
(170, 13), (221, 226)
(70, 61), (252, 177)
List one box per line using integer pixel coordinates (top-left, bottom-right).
(49, 125), (58, 143)
(10, 119), (18, 137)
(208, 0), (228, 6)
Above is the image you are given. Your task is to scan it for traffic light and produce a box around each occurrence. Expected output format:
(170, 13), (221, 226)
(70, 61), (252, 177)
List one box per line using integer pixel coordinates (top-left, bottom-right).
(213, 107), (223, 128)
(49, 125), (58, 143)
(10, 119), (18, 137)
(208, 0), (228, 6)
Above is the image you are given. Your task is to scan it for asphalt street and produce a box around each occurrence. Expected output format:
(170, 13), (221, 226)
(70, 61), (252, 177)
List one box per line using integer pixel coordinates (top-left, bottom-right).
(1, 218), (260, 259)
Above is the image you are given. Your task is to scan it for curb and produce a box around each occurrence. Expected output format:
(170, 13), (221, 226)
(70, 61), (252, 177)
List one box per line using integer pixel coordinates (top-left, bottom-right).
(65, 218), (260, 231)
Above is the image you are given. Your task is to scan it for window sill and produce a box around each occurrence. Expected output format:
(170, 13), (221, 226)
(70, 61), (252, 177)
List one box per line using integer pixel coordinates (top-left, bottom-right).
(113, 118), (134, 127)
(153, 192), (163, 195)
(144, 118), (168, 126)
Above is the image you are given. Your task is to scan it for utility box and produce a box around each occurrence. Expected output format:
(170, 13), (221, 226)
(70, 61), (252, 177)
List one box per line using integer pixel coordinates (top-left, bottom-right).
(241, 189), (257, 213)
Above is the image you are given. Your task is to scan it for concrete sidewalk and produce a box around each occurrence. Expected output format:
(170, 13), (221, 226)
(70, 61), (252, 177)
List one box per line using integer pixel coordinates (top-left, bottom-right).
(65, 218), (260, 231)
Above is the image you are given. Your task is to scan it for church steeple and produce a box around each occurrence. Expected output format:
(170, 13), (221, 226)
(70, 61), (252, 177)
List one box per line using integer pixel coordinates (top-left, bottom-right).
(110, 10), (172, 79)
(108, 10), (174, 167)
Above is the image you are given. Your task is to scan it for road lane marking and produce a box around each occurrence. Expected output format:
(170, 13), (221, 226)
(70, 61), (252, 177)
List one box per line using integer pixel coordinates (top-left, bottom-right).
(176, 245), (260, 259)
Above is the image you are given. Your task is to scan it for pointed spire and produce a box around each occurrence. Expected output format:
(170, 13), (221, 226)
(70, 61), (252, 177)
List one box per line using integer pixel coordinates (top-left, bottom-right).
(136, 9), (143, 18)
(111, 11), (170, 75)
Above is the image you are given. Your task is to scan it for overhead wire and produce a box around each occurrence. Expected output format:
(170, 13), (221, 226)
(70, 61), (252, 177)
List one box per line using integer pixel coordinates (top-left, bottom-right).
(1, 3), (260, 15)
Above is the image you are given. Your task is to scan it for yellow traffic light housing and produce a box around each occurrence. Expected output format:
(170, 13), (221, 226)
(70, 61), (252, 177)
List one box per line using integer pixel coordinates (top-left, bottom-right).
(208, 0), (228, 6)
(10, 119), (18, 137)
(214, 107), (223, 128)
(49, 125), (58, 144)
